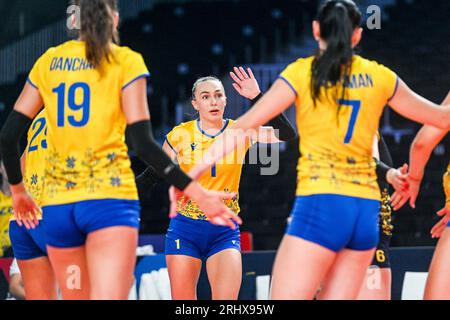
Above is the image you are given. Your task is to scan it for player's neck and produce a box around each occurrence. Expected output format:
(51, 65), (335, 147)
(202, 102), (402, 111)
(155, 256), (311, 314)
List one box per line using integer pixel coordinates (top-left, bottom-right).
(198, 117), (225, 134)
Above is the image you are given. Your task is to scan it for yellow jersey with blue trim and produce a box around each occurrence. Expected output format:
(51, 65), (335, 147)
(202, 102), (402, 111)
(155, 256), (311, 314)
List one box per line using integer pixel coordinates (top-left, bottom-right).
(23, 110), (47, 213)
(0, 191), (13, 256)
(166, 119), (252, 220)
(27, 40), (150, 206)
(279, 55), (398, 200)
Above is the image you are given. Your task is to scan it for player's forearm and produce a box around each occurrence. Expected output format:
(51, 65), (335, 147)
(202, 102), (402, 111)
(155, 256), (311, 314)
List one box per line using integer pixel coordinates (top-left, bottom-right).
(135, 165), (161, 195)
(182, 181), (206, 202)
(409, 95), (450, 180)
(409, 125), (441, 180)
(189, 127), (249, 179)
(251, 92), (297, 141)
(374, 158), (393, 185)
(126, 120), (192, 191)
(0, 110), (32, 185)
(409, 136), (435, 180)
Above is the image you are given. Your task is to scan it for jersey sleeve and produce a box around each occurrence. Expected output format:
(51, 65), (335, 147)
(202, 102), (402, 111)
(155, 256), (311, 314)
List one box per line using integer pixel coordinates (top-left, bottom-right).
(165, 124), (193, 156)
(279, 59), (303, 97)
(27, 51), (48, 90)
(377, 63), (399, 102)
(121, 49), (150, 90)
(165, 129), (178, 154)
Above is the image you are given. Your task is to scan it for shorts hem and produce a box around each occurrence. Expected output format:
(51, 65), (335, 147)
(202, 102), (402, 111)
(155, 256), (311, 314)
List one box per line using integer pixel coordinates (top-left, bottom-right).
(205, 246), (241, 261)
(285, 231), (339, 253)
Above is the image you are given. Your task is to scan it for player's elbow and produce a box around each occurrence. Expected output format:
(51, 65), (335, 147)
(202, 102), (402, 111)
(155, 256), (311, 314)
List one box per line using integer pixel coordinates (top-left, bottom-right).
(432, 108), (450, 130)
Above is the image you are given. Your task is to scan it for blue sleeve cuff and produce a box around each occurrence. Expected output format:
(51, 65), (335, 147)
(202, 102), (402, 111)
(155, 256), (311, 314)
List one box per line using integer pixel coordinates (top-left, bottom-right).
(165, 136), (177, 154)
(27, 77), (38, 90)
(387, 76), (400, 102)
(278, 76), (298, 97)
(122, 73), (150, 90)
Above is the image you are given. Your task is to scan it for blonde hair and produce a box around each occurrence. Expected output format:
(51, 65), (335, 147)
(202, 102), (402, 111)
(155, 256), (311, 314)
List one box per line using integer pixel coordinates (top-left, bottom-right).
(191, 76), (224, 100)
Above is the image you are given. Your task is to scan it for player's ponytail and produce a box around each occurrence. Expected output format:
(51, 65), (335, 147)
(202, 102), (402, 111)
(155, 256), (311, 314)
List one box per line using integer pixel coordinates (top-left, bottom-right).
(74, 0), (119, 67)
(311, 0), (361, 107)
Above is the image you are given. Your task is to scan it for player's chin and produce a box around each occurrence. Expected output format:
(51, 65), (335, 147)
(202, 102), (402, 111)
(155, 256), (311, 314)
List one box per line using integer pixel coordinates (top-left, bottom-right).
(207, 111), (224, 121)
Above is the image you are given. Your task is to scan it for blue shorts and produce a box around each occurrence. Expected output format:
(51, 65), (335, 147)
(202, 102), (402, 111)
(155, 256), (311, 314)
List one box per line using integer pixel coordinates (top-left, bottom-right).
(42, 199), (140, 248)
(165, 214), (241, 260)
(286, 194), (380, 252)
(9, 220), (48, 260)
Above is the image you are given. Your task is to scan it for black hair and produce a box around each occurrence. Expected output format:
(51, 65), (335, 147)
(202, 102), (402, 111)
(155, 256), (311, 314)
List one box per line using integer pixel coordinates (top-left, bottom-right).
(311, 0), (362, 110)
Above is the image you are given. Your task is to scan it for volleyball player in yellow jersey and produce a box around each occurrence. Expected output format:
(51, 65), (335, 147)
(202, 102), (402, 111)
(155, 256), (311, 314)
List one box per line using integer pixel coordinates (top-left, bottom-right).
(399, 91), (450, 299)
(181, 0), (450, 299)
(163, 69), (296, 300)
(8, 110), (58, 299)
(0, 0), (239, 300)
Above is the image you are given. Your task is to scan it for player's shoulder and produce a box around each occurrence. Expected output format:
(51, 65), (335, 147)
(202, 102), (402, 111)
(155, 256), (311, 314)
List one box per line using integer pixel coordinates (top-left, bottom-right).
(353, 55), (392, 73)
(43, 40), (79, 56)
(32, 41), (80, 67)
(287, 56), (315, 69)
(113, 44), (144, 60)
(168, 120), (196, 135)
(34, 44), (62, 64)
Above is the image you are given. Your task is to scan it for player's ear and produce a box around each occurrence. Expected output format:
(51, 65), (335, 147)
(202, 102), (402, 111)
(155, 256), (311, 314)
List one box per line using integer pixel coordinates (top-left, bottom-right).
(312, 20), (321, 41)
(71, 12), (78, 30)
(191, 99), (199, 111)
(113, 11), (119, 29)
(352, 27), (363, 47)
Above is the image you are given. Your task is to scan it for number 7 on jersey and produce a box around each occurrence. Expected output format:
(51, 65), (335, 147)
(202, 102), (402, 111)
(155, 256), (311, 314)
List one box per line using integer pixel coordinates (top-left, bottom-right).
(338, 99), (361, 144)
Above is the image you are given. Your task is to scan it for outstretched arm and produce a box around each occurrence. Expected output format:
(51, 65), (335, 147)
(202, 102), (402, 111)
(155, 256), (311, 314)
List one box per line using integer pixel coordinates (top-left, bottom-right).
(407, 91), (450, 208)
(0, 82), (43, 229)
(190, 78), (296, 179)
(230, 67), (297, 143)
(409, 91), (450, 180)
(390, 91), (450, 210)
(388, 82), (450, 129)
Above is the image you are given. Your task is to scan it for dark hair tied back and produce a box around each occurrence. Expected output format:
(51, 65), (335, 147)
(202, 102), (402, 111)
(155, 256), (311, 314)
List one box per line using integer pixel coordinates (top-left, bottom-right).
(311, 0), (361, 109)
(73, 0), (119, 67)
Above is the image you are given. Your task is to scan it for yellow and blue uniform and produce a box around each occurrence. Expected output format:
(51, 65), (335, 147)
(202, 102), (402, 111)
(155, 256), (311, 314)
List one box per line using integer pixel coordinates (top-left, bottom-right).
(0, 191), (14, 256)
(280, 55), (398, 252)
(27, 40), (148, 248)
(165, 119), (251, 259)
(9, 110), (48, 259)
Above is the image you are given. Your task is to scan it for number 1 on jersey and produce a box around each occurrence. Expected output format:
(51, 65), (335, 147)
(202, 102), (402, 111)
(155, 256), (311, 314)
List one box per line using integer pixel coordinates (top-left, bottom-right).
(211, 164), (216, 177)
(53, 82), (91, 127)
(338, 99), (361, 144)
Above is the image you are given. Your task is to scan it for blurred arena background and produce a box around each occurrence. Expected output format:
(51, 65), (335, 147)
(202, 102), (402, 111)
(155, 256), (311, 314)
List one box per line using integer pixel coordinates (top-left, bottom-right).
(0, 0), (449, 299)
